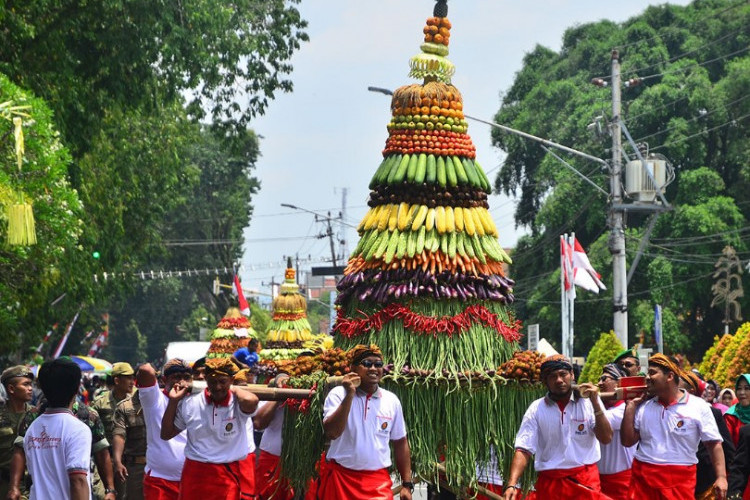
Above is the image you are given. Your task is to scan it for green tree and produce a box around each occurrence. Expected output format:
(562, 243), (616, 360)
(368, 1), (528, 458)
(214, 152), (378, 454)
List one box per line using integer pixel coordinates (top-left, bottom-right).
(493, 1), (750, 358)
(579, 331), (624, 383)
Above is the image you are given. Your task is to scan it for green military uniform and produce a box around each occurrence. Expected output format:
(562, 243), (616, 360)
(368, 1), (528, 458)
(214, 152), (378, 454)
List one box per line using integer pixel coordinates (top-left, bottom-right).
(0, 402), (31, 499)
(113, 391), (146, 500)
(92, 390), (131, 446)
(16, 401), (111, 499)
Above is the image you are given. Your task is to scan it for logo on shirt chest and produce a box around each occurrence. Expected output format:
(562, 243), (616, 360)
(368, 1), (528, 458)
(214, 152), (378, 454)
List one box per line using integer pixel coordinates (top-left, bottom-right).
(377, 414), (392, 434)
(225, 422), (234, 432)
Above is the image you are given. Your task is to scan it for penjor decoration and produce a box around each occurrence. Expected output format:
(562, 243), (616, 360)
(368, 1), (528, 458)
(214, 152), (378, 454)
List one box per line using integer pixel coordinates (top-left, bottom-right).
(330, 0), (543, 490)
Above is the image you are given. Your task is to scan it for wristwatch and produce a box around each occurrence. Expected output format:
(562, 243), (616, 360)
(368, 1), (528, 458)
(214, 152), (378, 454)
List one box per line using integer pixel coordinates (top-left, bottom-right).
(401, 481), (415, 492)
(105, 488), (116, 495)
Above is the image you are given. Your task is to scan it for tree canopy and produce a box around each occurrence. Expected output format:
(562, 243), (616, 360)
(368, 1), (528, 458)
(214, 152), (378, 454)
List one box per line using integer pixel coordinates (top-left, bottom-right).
(493, 0), (750, 358)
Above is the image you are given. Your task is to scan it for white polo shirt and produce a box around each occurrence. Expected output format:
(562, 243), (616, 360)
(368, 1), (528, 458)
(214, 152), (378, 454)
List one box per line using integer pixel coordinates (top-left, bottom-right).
(139, 383), (187, 481)
(633, 390), (722, 466)
(323, 386), (407, 471)
(174, 389), (251, 463)
(258, 402), (284, 457)
(24, 409), (92, 499)
(476, 446), (503, 486)
(514, 393), (601, 471)
(598, 401), (636, 475)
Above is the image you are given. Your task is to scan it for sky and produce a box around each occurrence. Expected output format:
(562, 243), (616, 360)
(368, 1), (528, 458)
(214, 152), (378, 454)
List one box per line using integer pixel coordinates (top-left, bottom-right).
(239, 0), (692, 298)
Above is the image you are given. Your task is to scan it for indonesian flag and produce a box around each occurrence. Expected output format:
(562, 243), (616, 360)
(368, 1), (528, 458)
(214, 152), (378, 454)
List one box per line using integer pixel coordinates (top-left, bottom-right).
(561, 236), (607, 294)
(233, 274), (251, 316)
(88, 330), (109, 356)
(52, 308), (82, 359)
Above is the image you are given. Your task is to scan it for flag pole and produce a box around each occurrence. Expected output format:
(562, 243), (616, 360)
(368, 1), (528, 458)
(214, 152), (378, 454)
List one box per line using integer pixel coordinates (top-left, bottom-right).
(560, 234), (568, 357)
(568, 233), (576, 358)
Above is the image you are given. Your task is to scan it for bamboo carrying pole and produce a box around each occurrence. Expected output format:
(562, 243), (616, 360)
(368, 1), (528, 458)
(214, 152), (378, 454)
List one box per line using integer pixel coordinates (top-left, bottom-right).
(192, 375), (357, 401)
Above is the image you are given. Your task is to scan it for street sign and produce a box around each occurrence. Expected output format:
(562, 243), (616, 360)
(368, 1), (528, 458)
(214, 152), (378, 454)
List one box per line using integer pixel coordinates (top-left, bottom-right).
(311, 266), (346, 276)
(528, 324), (539, 351)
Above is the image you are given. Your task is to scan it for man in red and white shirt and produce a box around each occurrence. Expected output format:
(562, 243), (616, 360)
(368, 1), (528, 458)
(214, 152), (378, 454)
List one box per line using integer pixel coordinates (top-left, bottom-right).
(621, 353), (726, 500)
(23, 358), (92, 500)
(318, 344), (413, 500)
(596, 363), (636, 500)
(252, 374), (294, 500)
(136, 359), (193, 500)
(161, 357), (258, 500)
(503, 354), (613, 499)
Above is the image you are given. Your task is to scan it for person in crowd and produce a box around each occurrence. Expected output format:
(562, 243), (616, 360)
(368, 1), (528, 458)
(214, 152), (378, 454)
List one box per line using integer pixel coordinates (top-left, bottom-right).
(160, 357), (258, 500)
(596, 363), (635, 500)
(613, 348), (641, 377)
(10, 377), (117, 500)
(728, 424), (750, 500)
(681, 369), (735, 500)
(253, 373), (294, 500)
(113, 385), (146, 500)
(136, 360), (192, 500)
(503, 354), (612, 499)
(232, 339), (260, 371)
(0, 366), (34, 499)
(706, 380), (730, 414)
(723, 389), (739, 408)
(621, 354), (726, 499)
(726, 375), (750, 447)
(318, 344), (413, 500)
(191, 358), (206, 382)
(21, 359), (92, 499)
(93, 363), (136, 447)
(94, 375), (115, 400)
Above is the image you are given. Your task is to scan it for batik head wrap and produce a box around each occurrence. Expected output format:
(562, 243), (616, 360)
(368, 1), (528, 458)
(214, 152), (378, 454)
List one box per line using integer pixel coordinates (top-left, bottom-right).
(162, 358), (191, 377)
(648, 353), (681, 379)
(205, 357), (240, 377)
(601, 363), (625, 380)
(540, 354), (574, 380)
(348, 344), (383, 366)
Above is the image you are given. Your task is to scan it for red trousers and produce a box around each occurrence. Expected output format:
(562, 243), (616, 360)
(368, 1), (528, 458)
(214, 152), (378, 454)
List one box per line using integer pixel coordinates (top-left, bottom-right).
(179, 457), (255, 500)
(143, 471), (180, 500)
(535, 463), (611, 499)
(600, 469), (632, 500)
(317, 460), (392, 500)
(628, 459), (695, 500)
(255, 450), (294, 500)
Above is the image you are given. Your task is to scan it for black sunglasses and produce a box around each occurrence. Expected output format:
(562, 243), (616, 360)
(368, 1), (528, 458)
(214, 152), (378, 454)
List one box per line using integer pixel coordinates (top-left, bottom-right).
(620, 361), (637, 368)
(359, 360), (384, 368)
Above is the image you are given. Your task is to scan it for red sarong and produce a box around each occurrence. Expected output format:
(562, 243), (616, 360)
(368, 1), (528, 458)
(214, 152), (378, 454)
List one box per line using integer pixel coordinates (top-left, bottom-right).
(179, 457), (252, 500)
(239, 454), (256, 499)
(473, 483), (536, 500)
(255, 450), (294, 500)
(317, 460), (392, 500)
(143, 471), (180, 500)
(628, 459), (695, 500)
(535, 463), (611, 499)
(600, 469), (631, 500)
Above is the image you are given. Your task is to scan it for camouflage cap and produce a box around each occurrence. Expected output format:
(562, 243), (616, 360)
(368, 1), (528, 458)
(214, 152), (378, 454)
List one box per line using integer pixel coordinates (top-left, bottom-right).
(1, 365), (34, 385)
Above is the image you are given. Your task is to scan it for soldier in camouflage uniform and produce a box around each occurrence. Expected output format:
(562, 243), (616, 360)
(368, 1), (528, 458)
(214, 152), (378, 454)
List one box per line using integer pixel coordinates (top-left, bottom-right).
(113, 390), (146, 499)
(93, 362), (136, 447)
(0, 366), (34, 500)
(9, 399), (117, 500)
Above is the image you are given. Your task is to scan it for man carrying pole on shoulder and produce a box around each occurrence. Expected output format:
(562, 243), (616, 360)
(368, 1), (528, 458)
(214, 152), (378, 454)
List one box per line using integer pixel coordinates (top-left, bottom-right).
(621, 353), (727, 500)
(136, 359), (192, 500)
(503, 354), (613, 499)
(318, 344), (413, 500)
(160, 357), (258, 500)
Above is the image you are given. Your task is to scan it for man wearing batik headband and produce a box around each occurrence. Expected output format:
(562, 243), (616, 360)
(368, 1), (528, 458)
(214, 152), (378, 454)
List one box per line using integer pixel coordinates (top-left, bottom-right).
(161, 357), (258, 500)
(679, 369), (735, 500)
(622, 354), (727, 500)
(135, 359), (193, 500)
(318, 344), (413, 500)
(596, 363), (636, 500)
(503, 355), (613, 500)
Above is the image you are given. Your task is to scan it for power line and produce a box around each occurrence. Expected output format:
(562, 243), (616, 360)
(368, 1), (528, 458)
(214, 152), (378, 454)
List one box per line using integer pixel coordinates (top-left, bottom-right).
(164, 235), (311, 246)
(650, 111), (750, 152)
(639, 45), (750, 83)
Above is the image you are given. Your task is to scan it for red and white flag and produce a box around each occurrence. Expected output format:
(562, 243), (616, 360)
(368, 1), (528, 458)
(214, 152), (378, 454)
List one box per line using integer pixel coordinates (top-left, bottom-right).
(561, 236), (606, 295)
(233, 274), (251, 316)
(88, 330), (109, 356)
(52, 308), (82, 359)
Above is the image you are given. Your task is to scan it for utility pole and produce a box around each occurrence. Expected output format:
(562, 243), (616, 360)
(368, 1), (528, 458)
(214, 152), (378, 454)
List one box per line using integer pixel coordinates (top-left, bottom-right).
(339, 187), (348, 262)
(609, 49), (628, 348)
(323, 212), (338, 268)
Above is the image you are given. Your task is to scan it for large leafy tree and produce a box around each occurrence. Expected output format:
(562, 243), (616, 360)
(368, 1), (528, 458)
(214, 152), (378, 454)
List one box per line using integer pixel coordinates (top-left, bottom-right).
(493, 1), (750, 358)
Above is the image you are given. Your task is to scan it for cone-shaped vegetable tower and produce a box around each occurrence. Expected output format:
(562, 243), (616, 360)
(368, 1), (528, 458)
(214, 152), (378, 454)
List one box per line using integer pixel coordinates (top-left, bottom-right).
(333, 0), (543, 490)
(206, 307), (257, 359)
(264, 257), (314, 360)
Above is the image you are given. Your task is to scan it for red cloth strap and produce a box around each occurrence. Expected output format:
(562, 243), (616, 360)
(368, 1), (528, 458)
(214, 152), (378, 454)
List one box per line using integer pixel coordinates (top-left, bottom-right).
(535, 463), (611, 499)
(255, 450), (294, 500)
(628, 459), (696, 500)
(143, 471), (180, 500)
(599, 469), (632, 500)
(317, 460), (392, 500)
